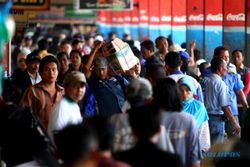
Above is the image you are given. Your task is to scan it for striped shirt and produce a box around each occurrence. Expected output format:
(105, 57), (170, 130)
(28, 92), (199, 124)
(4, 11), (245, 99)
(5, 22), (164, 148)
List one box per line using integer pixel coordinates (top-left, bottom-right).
(20, 82), (64, 129)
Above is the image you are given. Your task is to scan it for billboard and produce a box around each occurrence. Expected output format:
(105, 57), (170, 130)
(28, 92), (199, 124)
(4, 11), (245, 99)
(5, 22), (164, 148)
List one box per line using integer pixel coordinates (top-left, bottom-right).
(78, 0), (132, 10)
(0, 0), (50, 10)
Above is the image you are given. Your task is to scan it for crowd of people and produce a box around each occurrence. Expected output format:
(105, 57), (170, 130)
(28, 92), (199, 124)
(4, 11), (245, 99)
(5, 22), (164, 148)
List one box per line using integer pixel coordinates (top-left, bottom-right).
(1, 30), (250, 167)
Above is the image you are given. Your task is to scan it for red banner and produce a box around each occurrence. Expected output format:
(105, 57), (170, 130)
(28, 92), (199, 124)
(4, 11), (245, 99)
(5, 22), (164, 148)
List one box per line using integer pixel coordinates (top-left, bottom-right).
(159, 0), (171, 25)
(187, 0), (204, 25)
(149, 0), (159, 25)
(172, 0), (186, 26)
(224, 0), (245, 26)
(139, 0), (148, 24)
(131, 0), (139, 25)
(205, 0), (223, 26)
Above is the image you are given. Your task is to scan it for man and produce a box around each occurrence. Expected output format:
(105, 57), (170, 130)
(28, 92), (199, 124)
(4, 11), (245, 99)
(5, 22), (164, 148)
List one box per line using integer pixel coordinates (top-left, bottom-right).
(155, 36), (168, 66)
(204, 57), (240, 143)
(214, 46), (248, 138)
(20, 55), (64, 129)
(12, 51), (41, 103)
(232, 49), (250, 127)
(48, 71), (86, 142)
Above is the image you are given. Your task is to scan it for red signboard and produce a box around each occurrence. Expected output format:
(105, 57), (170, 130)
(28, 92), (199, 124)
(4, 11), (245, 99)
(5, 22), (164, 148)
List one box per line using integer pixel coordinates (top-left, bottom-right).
(187, 0), (204, 25)
(131, 0), (139, 25)
(248, 0), (250, 26)
(139, 0), (148, 24)
(159, 0), (171, 25)
(205, 0), (223, 26)
(148, 0), (159, 25)
(224, 0), (245, 26)
(172, 0), (186, 26)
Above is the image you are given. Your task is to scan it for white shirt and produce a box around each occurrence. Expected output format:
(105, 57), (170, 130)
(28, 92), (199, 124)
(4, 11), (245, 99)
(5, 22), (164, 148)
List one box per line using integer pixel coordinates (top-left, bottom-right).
(48, 96), (82, 143)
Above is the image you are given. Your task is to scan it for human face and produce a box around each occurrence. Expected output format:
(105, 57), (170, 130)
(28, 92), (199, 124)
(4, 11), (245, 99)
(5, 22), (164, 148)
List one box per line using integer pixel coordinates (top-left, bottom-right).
(232, 51), (244, 68)
(219, 60), (228, 76)
(156, 38), (168, 54)
(27, 60), (40, 74)
(65, 82), (86, 103)
(95, 68), (108, 80)
(41, 62), (58, 84)
(59, 55), (69, 71)
(60, 44), (72, 55)
(141, 47), (152, 59)
(18, 58), (27, 71)
(179, 85), (191, 101)
(219, 50), (230, 64)
(70, 53), (82, 70)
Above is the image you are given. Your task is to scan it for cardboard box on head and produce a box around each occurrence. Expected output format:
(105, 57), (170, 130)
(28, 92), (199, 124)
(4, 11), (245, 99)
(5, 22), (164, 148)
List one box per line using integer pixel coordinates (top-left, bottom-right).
(102, 38), (138, 74)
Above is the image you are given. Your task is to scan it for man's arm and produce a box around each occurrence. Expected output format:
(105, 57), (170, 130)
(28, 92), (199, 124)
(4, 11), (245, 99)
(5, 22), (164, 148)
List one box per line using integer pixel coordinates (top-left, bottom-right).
(237, 89), (249, 108)
(222, 106), (241, 134)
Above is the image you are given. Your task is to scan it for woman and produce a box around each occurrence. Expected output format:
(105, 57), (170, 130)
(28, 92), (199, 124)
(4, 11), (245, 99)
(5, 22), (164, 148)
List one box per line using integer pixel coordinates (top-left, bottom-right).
(178, 77), (210, 152)
(153, 78), (202, 167)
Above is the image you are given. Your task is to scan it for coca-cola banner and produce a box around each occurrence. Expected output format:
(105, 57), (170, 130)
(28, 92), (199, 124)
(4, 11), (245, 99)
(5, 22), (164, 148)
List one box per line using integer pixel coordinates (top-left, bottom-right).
(172, 0), (186, 44)
(130, 0), (139, 40)
(224, 0), (245, 26)
(204, 0), (223, 60)
(223, 0), (245, 53)
(149, 0), (160, 40)
(139, 0), (149, 40)
(187, 0), (204, 55)
(159, 0), (171, 37)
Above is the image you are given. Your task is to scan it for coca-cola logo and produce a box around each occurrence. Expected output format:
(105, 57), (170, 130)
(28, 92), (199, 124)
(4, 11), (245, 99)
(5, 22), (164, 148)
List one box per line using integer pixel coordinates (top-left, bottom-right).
(112, 17), (117, 22)
(124, 16), (131, 22)
(226, 13), (245, 21)
(206, 14), (223, 21)
(132, 17), (139, 22)
(188, 14), (204, 21)
(150, 16), (160, 22)
(100, 17), (106, 22)
(117, 17), (123, 23)
(173, 16), (186, 22)
(140, 15), (148, 21)
(161, 15), (171, 22)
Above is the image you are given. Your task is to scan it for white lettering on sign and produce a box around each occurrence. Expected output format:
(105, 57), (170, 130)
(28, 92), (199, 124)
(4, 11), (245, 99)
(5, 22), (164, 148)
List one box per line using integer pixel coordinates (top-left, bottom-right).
(189, 14), (204, 21)
(140, 15), (148, 21)
(132, 17), (139, 22)
(173, 16), (186, 22)
(112, 17), (117, 22)
(226, 13), (245, 21)
(124, 16), (131, 22)
(150, 16), (160, 22)
(100, 17), (106, 22)
(206, 14), (223, 21)
(161, 15), (171, 22)
(117, 17), (123, 22)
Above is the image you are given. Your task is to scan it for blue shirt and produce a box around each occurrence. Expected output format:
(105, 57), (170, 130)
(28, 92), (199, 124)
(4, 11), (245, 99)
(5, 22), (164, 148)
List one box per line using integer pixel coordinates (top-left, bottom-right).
(204, 74), (229, 115)
(222, 70), (244, 115)
(88, 74), (128, 117)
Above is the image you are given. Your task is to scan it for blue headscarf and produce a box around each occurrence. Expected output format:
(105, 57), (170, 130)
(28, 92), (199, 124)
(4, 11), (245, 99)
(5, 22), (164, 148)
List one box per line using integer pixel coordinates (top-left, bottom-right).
(178, 77), (209, 128)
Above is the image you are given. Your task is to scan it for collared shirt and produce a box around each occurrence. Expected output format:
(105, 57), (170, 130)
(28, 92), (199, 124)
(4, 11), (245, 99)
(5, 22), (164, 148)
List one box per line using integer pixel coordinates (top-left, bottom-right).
(20, 82), (64, 128)
(222, 69), (244, 115)
(27, 71), (42, 85)
(204, 74), (229, 115)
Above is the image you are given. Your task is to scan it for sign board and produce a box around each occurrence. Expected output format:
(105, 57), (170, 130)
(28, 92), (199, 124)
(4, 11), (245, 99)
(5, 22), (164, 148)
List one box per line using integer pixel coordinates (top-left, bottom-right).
(0, 0), (50, 10)
(78, 0), (133, 10)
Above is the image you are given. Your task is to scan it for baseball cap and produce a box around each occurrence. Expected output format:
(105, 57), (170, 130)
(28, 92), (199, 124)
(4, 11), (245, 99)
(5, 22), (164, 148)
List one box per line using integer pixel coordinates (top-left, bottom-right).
(63, 71), (86, 87)
(178, 51), (190, 60)
(26, 52), (41, 62)
(94, 56), (108, 69)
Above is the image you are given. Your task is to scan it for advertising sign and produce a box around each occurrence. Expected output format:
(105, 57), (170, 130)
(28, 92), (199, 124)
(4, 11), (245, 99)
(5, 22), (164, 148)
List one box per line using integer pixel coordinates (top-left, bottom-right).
(78, 0), (132, 10)
(0, 0), (50, 10)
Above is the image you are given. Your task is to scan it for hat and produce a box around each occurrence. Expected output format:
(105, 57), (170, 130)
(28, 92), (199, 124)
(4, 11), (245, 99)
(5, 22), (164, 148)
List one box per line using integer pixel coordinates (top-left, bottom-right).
(196, 59), (206, 66)
(172, 43), (186, 52)
(179, 51), (190, 60)
(26, 52), (41, 62)
(94, 56), (108, 69)
(63, 71), (86, 87)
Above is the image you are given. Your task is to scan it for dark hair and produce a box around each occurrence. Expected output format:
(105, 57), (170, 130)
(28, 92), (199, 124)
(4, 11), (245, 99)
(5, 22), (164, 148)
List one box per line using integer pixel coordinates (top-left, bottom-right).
(180, 56), (188, 73)
(155, 36), (167, 45)
(165, 51), (182, 69)
(153, 78), (183, 111)
(140, 40), (155, 52)
(145, 63), (166, 83)
(213, 46), (228, 58)
(70, 49), (82, 58)
(194, 49), (202, 61)
(232, 49), (243, 56)
(55, 123), (97, 165)
(38, 38), (48, 50)
(210, 57), (225, 73)
(57, 51), (69, 60)
(129, 104), (161, 139)
(85, 116), (114, 151)
(39, 55), (60, 74)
